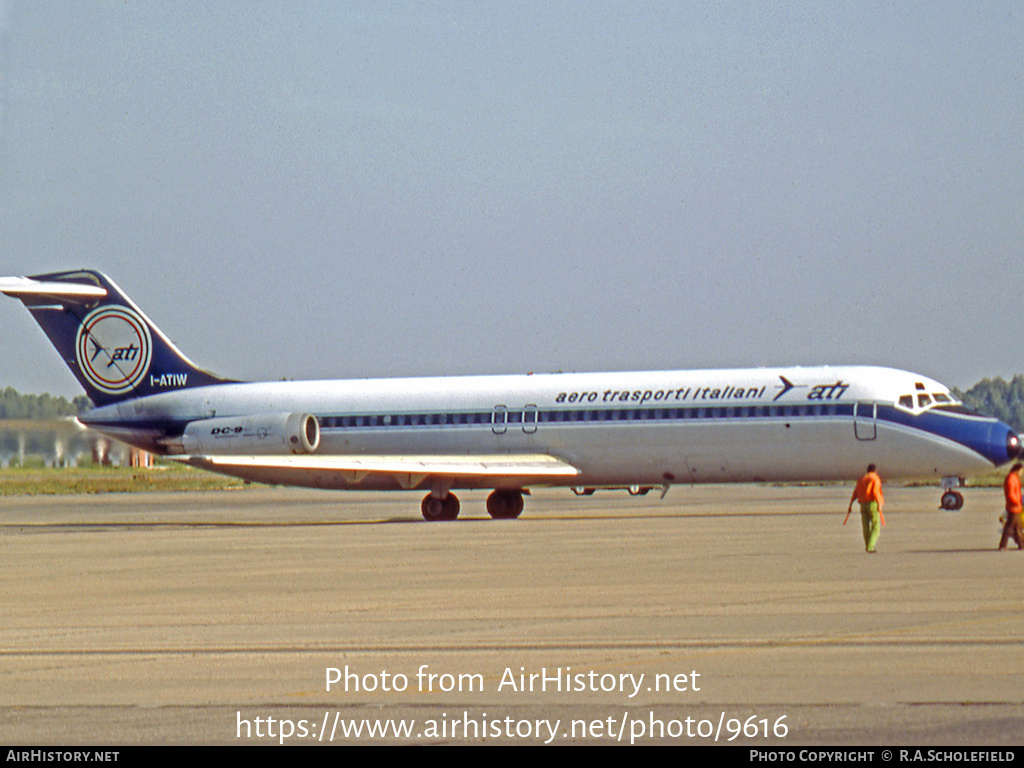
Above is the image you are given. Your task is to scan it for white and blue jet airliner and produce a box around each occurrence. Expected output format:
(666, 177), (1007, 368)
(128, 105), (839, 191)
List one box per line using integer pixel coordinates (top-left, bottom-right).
(2, 269), (1019, 519)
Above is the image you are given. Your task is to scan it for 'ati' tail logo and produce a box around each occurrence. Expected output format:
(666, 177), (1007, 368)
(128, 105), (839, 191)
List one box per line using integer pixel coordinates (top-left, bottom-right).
(75, 305), (153, 395)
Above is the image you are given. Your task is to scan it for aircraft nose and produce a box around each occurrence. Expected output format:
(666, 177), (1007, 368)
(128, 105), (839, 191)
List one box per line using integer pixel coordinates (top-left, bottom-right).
(1010, 431), (1024, 461)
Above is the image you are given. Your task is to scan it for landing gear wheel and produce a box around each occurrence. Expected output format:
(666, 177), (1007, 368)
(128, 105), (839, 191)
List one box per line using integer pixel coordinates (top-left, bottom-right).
(422, 493), (460, 521)
(486, 489), (525, 519)
(940, 490), (964, 511)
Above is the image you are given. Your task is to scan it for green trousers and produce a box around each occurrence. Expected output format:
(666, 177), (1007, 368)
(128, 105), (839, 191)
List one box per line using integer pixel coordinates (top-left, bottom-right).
(860, 502), (880, 552)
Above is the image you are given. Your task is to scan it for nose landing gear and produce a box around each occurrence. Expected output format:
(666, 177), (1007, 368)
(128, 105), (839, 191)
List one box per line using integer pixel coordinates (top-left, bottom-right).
(940, 490), (964, 511)
(939, 477), (965, 511)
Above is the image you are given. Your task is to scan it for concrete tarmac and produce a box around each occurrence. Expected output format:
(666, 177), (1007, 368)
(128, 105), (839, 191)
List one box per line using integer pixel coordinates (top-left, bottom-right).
(1, 483), (1022, 745)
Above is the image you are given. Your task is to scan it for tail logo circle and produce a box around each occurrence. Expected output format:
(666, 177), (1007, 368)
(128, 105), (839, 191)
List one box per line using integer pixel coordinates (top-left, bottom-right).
(75, 305), (153, 395)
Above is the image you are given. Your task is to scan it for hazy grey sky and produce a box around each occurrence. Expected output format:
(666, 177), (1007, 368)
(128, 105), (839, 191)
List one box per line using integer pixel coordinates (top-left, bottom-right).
(1, 1), (1021, 397)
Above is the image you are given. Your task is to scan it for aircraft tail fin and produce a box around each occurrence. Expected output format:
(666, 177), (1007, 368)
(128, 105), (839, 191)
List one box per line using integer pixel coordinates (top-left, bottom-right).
(0, 269), (234, 406)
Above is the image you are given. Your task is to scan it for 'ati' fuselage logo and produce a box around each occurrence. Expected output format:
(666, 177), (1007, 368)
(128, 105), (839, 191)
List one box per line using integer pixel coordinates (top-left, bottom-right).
(75, 305), (153, 395)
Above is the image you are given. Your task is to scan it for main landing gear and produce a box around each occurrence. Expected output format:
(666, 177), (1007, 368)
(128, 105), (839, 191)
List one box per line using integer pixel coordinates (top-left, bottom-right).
(421, 493), (460, 521)
(486, 489), (525, 519)
(419, 489), (526, 521)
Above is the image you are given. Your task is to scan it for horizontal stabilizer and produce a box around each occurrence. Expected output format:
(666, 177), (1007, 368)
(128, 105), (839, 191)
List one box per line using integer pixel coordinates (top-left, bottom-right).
(0, 276), (108, 301)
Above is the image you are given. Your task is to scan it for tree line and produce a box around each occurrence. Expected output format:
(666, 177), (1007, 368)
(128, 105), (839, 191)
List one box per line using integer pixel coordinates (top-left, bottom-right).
(0, 387), (92, 420)
(953, 375), (1024, 434)
(1, 376), (1023, 432)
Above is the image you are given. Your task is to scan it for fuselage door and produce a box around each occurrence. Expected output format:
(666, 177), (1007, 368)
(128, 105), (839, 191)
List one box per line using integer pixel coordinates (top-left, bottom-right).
(854, 402), (877, 441)
(522, 404), (538, 434)
(492, 405), (508, 435)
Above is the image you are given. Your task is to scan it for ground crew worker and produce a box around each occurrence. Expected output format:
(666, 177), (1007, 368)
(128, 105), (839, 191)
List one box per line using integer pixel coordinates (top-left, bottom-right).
(847, 463), (884, 553)
(998, 462), (1024, 550)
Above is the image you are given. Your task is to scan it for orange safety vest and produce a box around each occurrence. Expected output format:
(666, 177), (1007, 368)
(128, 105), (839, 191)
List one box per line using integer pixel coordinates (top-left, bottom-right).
(852, 472), (884, 506)
(1004, 472), (1022, 515)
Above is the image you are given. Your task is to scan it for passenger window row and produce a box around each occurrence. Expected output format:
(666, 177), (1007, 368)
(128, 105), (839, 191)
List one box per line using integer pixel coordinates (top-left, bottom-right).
(318, 403), (854, 429)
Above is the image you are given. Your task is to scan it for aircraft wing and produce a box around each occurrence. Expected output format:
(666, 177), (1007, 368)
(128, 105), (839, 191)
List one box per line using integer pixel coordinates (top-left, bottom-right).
(174, 453), (580, 490)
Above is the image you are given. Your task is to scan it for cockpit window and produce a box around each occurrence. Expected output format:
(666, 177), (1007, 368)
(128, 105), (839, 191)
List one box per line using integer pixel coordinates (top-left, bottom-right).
(899, 390), (958, 411)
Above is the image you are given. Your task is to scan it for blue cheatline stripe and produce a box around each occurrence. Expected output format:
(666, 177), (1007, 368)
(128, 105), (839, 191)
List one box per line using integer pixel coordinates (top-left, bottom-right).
(877, 405), (1011, 466)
